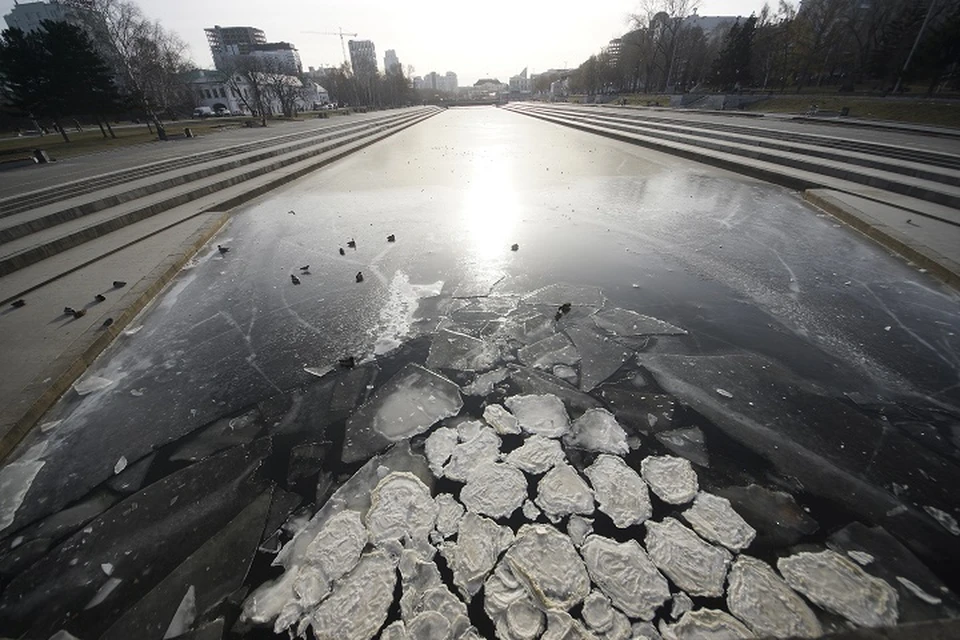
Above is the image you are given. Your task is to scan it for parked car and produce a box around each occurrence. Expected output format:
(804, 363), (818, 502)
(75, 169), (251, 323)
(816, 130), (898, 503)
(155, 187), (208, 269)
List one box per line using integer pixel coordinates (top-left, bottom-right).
(214, 106), (230, 117)
(192, 106), (214, 118)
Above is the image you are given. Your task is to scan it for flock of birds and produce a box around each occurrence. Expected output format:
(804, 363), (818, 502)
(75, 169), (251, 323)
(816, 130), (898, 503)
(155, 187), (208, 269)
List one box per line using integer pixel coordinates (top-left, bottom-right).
(8, 280), (128, 328)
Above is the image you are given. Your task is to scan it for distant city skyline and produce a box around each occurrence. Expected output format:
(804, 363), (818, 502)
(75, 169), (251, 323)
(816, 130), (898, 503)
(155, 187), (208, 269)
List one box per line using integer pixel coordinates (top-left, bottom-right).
(0, 0), (764, 84)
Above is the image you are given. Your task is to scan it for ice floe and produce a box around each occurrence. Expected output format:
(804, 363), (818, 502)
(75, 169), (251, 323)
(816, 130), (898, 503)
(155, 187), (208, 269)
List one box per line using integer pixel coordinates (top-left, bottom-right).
(584, 454), (651, 528)
(303, 509), (366, 587)
(645, 518), (731, 598)
(593, 308), (687, 337)
(309, 550), (397, 640)
(427, 329), (500, 373)
(505, 394), (571, 438)
(503, 524), (590, 610)
(434, 493), (464, 539)
(460, 461), (527, 518)
(442, 425), (502, 482)
(581, 534), (670, 620)
(660, 609), (753, 640)
(778, 550), (899, 628)
(641, 456), (698, 505)
(716, 484), (818, 547)
(518, 333), (580, 370)
(522, 500), (541, 521)
(726, 555), (822, 638)
(484, 562), (546, 640)
(462, 368), (510, 397)
(681, 492), (755, 552)
(505, 435), (566, 474)
(483, 403), (521, 435)
(670, 593), (693, 620)
(535, 462), (595, 521)
(564, 326), (633, 392)
(365, 472), (438, 545)
(425, 427), (459, 477)
(443, 512), (512, 599)
(564, 409), (629, 456)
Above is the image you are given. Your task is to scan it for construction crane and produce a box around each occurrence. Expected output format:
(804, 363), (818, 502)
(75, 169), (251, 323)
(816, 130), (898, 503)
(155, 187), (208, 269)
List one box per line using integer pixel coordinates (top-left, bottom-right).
(302, 28), (359, 70)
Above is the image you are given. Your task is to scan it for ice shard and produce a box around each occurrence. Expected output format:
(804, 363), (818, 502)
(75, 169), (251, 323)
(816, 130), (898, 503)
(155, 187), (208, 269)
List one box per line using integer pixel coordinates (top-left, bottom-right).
(505, 435), (565, 475)
(427, 329), (500, 373)
(504, 394), (570, 438)
(593, 308), (686, 337)
(654, 427), (709, 468)
(584, 455), (652, 528)
(535, 462), (595, 521)
(567, 515), (593, 547)
(681, 492), (755, 552)
(460, 461), (527, 519)
(726, 555), (822, 639)
(645, 518), (731, 598)
(564, 326), (633, 392)
(580, 535), (670, 620)
(518, 333), (580, 370)
(564, 409), (629, 456)
(503, 524), (590, 610)
(507, 366), (604, 415)
(342, 364), (463, 463)
(640, 456), (698, 505)
(716, 484), (818, 548)
(462, 368), (510, 397)
(778, 550), (899, 628)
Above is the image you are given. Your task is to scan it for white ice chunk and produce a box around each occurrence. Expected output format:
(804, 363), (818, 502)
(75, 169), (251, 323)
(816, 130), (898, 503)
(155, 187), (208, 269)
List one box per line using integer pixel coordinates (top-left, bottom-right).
(460, 461), (527, 518)
(567, 515), (594, 547)
(380, 621), (407, 640)
(896, 576), (943, 605)
(553, 365), (578, 383)
(162, 585), (196, 639)
(593, 308), (687, 336)
(603, 610), (633, 640)
(661, 609), (753, 640)
(682, 492), (756, 552)
(726, 555), (822, 639)
(505, 435), (565, 474)
(584, 454), (652, 528)
(631, 621), (663, 640)
(73, 375), (113, 395)
(303, 509), (367, 584)
(506, 596), (546, 639)
(923, 506), (960, 535)
(443, 512), (508, 599)
(435, 493), (465, 539)
(407, 610), (450, 638)
(778, 550), (899, 628)
(0, 458), (44, 533)
(582, 590), (615, 633)
(483, 404), (521, 435)
(645, 518), (732, 598)
(310, 550), (397, 640)
(503, 524), (590, 610)
(101, 562), (114, 576)
(504, 394), (570, 438)
(49, 632), (82, 640)
(848, 550), (875, 566)
(535, 462), (595, 521)
(84, 577), (122, 609)
(443, 426), (501, 482)
(640, 456), (698, 505)
(425, 427), (459, 478)
(564, 409), (629, 456)
(457, 419), (486, 442)
(522, 499), (540, 521)
(518, 333), (580, 370)
(365, 472), (438, 545)
(463, 368), (510, 396)
(581, 535), (670, 620)
(113, 456), (128, 475)
(671, 593), (693, 620)
(542, 610), (600, 640)
(304, 365), (336, 378)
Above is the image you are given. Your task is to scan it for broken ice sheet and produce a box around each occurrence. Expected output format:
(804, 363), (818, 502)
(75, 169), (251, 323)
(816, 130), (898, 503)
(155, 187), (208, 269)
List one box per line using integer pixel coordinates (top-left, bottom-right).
(504, 394), (571, 438)
(655, 427), (709, 467)
(778, 550), (899, 628)
(505, 434), (565, 474)
(426, 329), (500, 373)
(484, 562), (546, 640)
(581, 534), (670, 620)
(681, 492), (756, 552)
(535, 462), (595, 521)
(507, 365), (604, 414)
(0, 458), (46, 533)
(597, 388), (675, 436)
(661, 609), (753, 640)
(564, 325), (634, 392)
(73, 375), (114, 396)
(443, 512), (511, 599)
(501, 309), (557, 345)
(483, 403), (521, 435)
(169, 409), (262, 463)
(502, 524), (590, 610)
(584, 454), (652, 528)
(564, 408), (629, 456)
(593, 308), (687, 337)
(522, 283), (604, 307)
(342, 363), (462, 463)
(716, 484), (818, 548)
(462, 368), (509, 396)
(425, 427), (459, 477)
(645, 518), (732, 598)
(518, 332), (580, 370)
(641, 455), (699, 505)
(726, 555), (822, 639)
(442, 425), (501, 482)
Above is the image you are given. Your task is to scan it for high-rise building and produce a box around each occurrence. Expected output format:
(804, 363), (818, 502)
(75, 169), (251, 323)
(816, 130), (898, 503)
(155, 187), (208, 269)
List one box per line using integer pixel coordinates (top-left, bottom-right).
(205, 25), (267, 69)
(348, 39), (377, 77)
(3, 0), (86, 33)
(444, 72), (458, 92)
(384, 49), (400, 74)
(248, 42), (302, 74)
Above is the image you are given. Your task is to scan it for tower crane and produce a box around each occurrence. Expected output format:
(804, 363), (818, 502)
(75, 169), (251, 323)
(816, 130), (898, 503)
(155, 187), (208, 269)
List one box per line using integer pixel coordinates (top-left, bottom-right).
(302, 28), (358, 70)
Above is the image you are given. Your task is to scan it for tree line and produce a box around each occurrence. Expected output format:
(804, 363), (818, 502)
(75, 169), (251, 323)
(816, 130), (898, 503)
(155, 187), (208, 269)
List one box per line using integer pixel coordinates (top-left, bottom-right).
(568, 0), (960, 96)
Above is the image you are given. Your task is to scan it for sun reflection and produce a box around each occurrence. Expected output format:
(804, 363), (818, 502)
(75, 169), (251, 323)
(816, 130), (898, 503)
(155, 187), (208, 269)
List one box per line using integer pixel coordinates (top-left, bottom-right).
(461, 149), (520, 264)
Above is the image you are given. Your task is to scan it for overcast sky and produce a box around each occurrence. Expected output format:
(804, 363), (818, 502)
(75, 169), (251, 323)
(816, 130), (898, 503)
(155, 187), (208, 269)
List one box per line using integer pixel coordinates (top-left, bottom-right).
(2, 0), (764, 84)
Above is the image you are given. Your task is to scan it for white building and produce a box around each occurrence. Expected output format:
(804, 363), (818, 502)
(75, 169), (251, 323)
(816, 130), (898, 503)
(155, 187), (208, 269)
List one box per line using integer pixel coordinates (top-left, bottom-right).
(384, 49), (400, 74)
(186, 69), (327, 116)
(509, 68), (532, 94)
(2, 0), (85, 32)
(443, 71), (458, 92)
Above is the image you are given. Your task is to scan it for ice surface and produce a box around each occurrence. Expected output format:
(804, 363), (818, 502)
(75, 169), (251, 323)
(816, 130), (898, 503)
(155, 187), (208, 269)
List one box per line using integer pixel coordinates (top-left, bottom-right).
(460, 461), (527, 518)
(522, 500), (540, 521)
(640, 456), (698, 505)
(381, 621), (406, 640)
(645, 518), (732, 598)
(427, 329), (500, 373)
(726, 555), (822, 639)
(443, 426), (501, 482)
(593, 308), (687, 337)
(661, 609), (753, 640)
(505, 435), (566, 474)
(504, 596), (546, 639)
(286, 442), (331, 485)
(399, 548), (472, 638)
(580, 535), (670, 620)
(505, 394), (570, 438)
(503, 524), (590, 610)
(564, 326), (633, 392)
(366, 472), (438, 545)
(309, 550), (397, 640)
(778, 550), (899, 627)
(370, 272), (444, 356)
(483, 404), (521, 435)
(553, 365), (578, 384)
(923, 506), (960, 535)
(681, 492), (755, 552)
(444, 512), (511, 599)
(502, 309), (558, 345)
(425, 427), (459, 477)
(584, 454), (652, 528)
(342, 364), (462, 463)
(670, 593), (693, 620)
(162, 585), (196, 639)
(518, 333), (580, 370)
(434, 493), (464, 539)
(716, 484), (818, 548)
(84, 577), (122, 610)
(463, 368), (509, 396)
(655, 427), (709, 467)
(567, 515), (593, 547)
(535, 463), (595, 521)
(170, 409), (262, 462)
(0, 458), (45, 533)
(73, 375), (114, 395)
(457, 420), (485, 441)
(452, 270), (506, 299)
(407, 610), (451, 638)
(522, 283), (604, 307)
(564, 409), (629, 456)
(49, 632), (82, 640)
